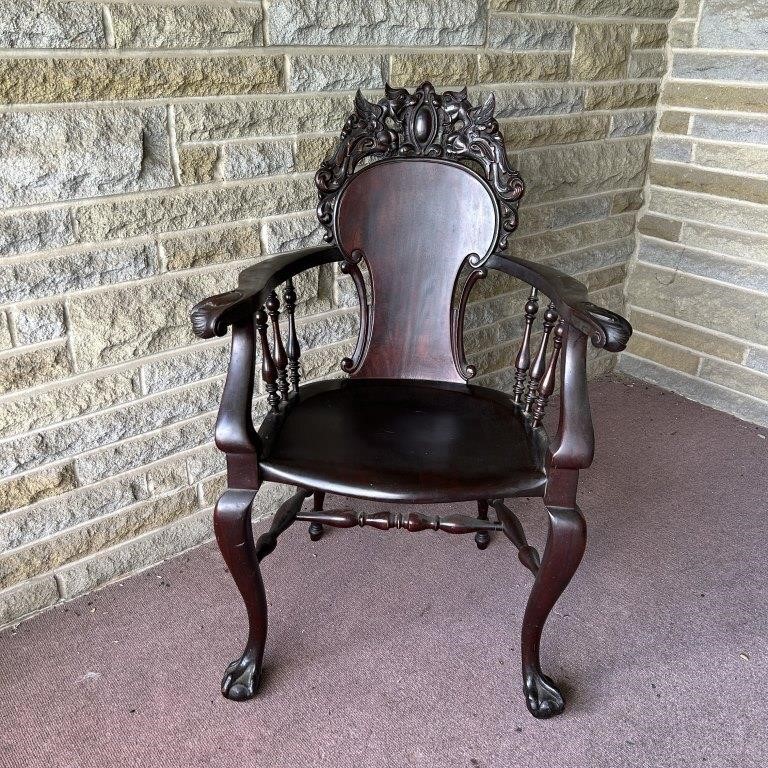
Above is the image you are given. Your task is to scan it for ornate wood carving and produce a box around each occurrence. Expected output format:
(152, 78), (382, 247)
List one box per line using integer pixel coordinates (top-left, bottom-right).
(451, 264), (487, 380)
(316, 82), (524, 258)
(513, 288), (539, 404)
(340, 256), (371, 374)
(282, 278), (301, 394)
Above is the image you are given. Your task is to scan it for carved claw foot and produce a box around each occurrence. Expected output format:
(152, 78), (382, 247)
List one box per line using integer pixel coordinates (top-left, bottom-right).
(308, 521), (324, 541)
(222, 650), (262, 701)
(474, 530), (490, 550)
(524, 670), (565, 719)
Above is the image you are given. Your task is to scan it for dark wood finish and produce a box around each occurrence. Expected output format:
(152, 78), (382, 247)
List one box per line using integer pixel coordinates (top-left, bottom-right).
(474, 499), (491, 550)
(297, 508), (503, 534)
(190, 83), (633, 720)
(308, 490), (325, 541)
(491, 499), (541, 576)
(335, 158), (499, 381)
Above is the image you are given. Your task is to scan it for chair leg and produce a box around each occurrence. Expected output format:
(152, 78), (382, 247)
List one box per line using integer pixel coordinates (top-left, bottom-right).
(474, 499), (491, 550)
(214, 489), (266, 702)
(308, 490), (325, 541)
(520, 504), (586, 719)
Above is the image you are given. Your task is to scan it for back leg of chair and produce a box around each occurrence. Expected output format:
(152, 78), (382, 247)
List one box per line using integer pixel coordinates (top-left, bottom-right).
(520, 504), (586, 718)
(214, 488), (265, 701)
(308, 490), (325, 541)
(474, 499), (491, 550)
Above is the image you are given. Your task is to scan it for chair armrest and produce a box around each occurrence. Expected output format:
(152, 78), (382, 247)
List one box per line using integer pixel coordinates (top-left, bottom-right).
(190, 245), (344, 338)
(486, 253), (632, 352)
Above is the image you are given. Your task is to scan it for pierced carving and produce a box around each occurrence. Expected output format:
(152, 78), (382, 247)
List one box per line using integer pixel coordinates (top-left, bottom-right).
(315, 82), (524, 257)
(452, 264), (487, 380)
(340, 258), (371, 374)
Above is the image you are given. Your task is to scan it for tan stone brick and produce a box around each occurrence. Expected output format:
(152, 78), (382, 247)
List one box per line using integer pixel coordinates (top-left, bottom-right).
(178, 145), (220, 186)
(288, 54), (386, 92)
(222, 138), (294, 181)
(668, 19), (696, 47)
(611, 190), (644, 213)
(650, 162), (768, 207)
(663, 82), (768, 114)
(500, 114), (609, 149)
(629, 308), (746, 363)
(477, 53), (570, 84)
(694, 142), (768, 177)
(0, 312), (10, 350)
(295, 135), (338, 173)
(571, 24), (631, 81)
(629, 50), (666, 79)
(632, 23), (668, 49)
(584, 263), (627, 292)
(659, 111), (691, 135)
(162, 223), (262, 271)
(561, 0), (677, 14)
(0, 576), (59, 628)
(638, 214), (681, 242)
(515, 138), (649, 204)
(110, 3), (263, 49)
(76, 175), (315, 242)
(678, 222), (768, 266)
(390, 53), (477, 87)
(67, 268), (238, 371)
(626, 333), (701, 375)
(0, 343), (72, 395)
(0, 371), (138, 439)
(146, 458), (190, 496)
(585, 82), (659, 110)
(0, 463), (77, 514)
(0, 0), (105, 49)
(0, 487), (198, 590)
(0, 56), (283, 104)
(700, 359), (768, 401)
(627, 263), (768, 345)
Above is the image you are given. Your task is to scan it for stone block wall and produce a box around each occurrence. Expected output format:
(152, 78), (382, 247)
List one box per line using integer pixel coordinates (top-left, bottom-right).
(623, 0), (768, 427)
(0, 0), (677, 626)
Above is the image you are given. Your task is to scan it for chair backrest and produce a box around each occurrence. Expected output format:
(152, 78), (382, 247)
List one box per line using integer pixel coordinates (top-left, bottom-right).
(315, 82), (524, 383)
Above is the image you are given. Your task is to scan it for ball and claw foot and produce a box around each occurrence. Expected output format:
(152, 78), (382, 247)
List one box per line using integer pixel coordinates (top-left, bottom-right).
(308, 522), (324, 541)
(221, 651), (262, 701)
(524, 671), (565, 719)
(474, 530), (490, 550)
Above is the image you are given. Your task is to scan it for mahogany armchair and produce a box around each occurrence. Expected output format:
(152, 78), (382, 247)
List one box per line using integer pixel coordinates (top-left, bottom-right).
(190, 83), (632, 719)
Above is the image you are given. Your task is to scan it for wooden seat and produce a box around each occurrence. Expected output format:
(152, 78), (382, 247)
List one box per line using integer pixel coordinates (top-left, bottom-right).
(190, 82), (632, 719)
(260, 379), (547, 503)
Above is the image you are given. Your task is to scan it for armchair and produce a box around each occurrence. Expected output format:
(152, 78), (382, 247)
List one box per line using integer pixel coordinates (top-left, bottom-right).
(190, 83), (631, 718)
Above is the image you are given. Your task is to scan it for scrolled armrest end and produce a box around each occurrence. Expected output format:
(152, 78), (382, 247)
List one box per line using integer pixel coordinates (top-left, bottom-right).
(578, 302), (632, 353)
(190, 290), (247, 339)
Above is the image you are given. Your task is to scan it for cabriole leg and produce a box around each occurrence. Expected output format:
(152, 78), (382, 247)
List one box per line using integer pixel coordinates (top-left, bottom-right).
(308, 490), (325, 541)
(520, 505), (586, 719)
(474, 499), (491, 550)
(214, 489), (266, 702)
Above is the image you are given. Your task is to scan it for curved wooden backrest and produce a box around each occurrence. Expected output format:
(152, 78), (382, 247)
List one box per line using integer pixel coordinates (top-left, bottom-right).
(315, 82), (525, 383)
(335, 159), (498, 381)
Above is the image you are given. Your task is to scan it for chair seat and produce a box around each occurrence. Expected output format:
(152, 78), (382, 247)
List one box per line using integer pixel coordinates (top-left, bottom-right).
(259, 379), (547, 503)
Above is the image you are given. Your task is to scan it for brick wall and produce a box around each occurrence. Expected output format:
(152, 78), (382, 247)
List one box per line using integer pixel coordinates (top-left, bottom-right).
(0, 0), (676, 626)
(622, 0), (768, 427)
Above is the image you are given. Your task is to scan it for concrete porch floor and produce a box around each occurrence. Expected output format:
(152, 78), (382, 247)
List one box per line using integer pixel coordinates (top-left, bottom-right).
(0, 375), (766, 768)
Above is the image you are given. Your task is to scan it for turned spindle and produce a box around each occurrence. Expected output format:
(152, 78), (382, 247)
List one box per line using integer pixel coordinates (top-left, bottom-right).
(255, 307), (280, 412)
(282, 278), (301, 393)
(513, 287), (539, 404)
(532, 320), (565, 428)
(266, 290), (288, 401)
(524, 302), (558, 414)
